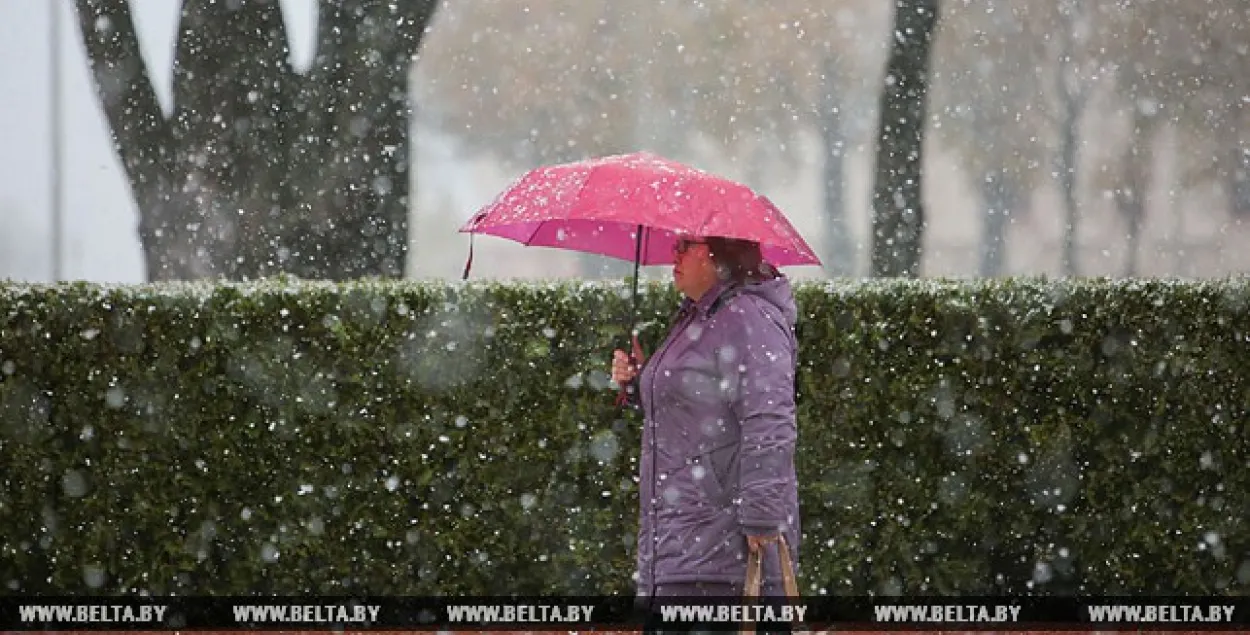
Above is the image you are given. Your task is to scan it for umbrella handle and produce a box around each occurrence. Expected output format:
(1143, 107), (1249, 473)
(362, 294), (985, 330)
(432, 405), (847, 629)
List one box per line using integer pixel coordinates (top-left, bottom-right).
(629, 332), (644, 369)
(461, 234), (475, 280)
(614, 332), (645, 409)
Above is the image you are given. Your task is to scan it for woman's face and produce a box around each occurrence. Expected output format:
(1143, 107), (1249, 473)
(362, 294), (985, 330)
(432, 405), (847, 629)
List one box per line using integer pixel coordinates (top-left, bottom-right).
(672, 238), (718, 300)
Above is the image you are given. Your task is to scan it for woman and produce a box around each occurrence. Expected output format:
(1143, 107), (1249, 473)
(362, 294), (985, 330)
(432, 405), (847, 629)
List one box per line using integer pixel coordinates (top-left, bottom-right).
(612, 235), (801, 630)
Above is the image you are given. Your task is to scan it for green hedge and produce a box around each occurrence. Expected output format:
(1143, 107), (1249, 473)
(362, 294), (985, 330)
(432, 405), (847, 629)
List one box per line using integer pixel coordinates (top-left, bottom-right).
(0, 277), (1247, 596)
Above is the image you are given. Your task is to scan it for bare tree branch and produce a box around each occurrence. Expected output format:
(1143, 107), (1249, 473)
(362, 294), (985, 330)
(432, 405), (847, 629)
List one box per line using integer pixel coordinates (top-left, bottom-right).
(72, 0), (176, 278)
(72, 0), (174, 191)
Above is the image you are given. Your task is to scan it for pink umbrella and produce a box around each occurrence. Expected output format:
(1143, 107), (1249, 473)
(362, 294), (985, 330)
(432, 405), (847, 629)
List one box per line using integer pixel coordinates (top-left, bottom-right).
(459, 151), (821, 276)
(459, 152), (822, 385)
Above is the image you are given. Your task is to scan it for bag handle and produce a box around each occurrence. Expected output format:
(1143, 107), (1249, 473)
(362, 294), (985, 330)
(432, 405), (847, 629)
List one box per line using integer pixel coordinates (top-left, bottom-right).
(741, 534), (803, 635)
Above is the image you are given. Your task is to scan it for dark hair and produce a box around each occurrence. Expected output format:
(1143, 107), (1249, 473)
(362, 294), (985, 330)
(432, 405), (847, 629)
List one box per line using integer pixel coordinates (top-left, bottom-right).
(706, 236), (775, 284)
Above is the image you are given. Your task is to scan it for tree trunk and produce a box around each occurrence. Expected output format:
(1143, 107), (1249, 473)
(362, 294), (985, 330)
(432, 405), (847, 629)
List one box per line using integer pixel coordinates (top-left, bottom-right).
(978, 169), (1018, 277)
(1056, 82), (1086, 277)
(72, 0), (438, 281)
(169, 0), (296, 280)
(1055, 0), (1089, 277)
(1118, 182), (1145, 277)
(1231, 145), (1250, 218)
(1116, 111), (1154, 277)
(1058, 100), (1083, 276)
(819, 54), (854, 277)
(870, 0), (940, 278)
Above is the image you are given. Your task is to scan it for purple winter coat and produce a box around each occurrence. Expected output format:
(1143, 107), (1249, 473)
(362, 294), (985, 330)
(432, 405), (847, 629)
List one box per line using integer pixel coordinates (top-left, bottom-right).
(631, 272), (801, 597)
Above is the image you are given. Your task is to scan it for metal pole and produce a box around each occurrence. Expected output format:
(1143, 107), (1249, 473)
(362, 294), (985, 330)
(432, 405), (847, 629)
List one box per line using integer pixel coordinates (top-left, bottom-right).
(50, 0), (63, 281)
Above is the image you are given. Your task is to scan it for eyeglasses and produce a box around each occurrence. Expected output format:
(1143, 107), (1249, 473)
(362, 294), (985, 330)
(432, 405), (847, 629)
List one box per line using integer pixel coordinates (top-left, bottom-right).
(673, 239), (707, 256)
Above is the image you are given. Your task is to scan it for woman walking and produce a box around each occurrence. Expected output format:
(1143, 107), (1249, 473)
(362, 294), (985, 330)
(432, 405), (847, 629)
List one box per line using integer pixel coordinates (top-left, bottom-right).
(613, 235), (801, 633)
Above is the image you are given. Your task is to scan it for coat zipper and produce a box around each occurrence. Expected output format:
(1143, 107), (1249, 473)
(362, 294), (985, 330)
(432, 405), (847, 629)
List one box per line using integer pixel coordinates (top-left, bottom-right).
(641, 306), (694, 591)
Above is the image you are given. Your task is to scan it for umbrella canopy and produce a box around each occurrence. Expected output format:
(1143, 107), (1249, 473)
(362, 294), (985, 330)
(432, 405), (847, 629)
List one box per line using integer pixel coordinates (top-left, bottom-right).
(459, 151), (822, 269)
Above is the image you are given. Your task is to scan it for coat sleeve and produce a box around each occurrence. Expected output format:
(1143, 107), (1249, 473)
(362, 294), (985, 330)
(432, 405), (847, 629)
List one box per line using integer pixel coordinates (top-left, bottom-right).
(720, 300), (798, 536)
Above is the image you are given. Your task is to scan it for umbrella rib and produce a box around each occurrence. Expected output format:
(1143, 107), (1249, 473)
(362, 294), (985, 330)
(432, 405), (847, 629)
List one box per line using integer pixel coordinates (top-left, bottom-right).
(523, 219), (545, 247)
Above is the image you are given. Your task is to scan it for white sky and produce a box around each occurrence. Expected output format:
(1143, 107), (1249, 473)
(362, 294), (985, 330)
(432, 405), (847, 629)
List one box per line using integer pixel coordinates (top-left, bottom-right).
(3, 0), (178, 281)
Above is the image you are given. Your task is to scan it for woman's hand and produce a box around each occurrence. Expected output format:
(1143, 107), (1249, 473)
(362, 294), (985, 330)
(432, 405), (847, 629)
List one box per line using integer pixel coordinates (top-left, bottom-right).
(611, 349), (638, 385)
(611, 335), (646, 385)
(746, 533), (781, 552)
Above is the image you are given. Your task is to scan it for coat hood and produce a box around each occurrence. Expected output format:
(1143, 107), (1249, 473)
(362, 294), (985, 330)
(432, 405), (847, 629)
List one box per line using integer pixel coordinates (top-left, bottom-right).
(687, 266), (798, 328)
(735, 272), (798, 329)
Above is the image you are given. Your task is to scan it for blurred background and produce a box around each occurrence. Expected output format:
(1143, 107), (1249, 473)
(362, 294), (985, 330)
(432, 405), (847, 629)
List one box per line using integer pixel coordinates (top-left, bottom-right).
(2, 0), (1247, 283)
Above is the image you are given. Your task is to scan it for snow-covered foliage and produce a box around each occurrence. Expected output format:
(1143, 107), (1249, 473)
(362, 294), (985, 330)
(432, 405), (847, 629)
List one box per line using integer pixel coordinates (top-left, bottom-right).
(0, 277), (1246, 595)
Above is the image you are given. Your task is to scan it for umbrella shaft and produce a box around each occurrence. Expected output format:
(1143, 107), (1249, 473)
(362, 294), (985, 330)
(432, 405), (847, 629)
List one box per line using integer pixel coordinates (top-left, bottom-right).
(631, 224), (643, 336)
